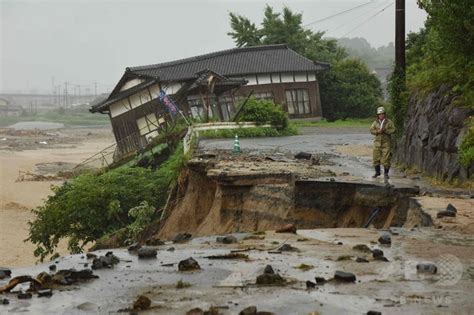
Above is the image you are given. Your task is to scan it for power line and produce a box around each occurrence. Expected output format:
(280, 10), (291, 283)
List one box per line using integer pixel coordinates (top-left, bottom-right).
(304, 1), (377, 27)
(340, 2), (394, 38)
(325, 1), (392, 35)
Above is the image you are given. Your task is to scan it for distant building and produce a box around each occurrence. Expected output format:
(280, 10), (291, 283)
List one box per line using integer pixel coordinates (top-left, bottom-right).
(91, 44), (330, 155)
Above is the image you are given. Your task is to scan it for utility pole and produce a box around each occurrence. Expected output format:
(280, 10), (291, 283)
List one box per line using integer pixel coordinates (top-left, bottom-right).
(395, 0), (405, 77)
(93, 82), (98, 96)
(64, 82), (69, 108)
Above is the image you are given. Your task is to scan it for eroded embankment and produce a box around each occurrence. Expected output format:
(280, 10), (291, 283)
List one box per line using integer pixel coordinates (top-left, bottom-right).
(157, 155), (429, 239)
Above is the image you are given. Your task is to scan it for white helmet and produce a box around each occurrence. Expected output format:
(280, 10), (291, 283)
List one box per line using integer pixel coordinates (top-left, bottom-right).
(376, 107), (385, 115)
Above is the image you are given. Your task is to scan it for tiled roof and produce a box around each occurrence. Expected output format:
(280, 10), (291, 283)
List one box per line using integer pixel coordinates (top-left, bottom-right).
(128, 44), (330, 82)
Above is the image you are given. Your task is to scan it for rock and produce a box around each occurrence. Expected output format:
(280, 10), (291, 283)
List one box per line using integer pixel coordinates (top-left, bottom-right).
(49, 265), (56, 272)
(133, 295), (151, 310)
(367, 311), (382, 315)
(76, 302), (99, 311)
(334, 271), (356, 283)
(315, 277), (327, 284)
(336, 241), (343, 245)
(137, 247), (157, 259)
(239, 306), (257, 315)
(437, 210), (456, 218)
(1, 298), (9, 305)
(91, 253), (119, 269)
(372, 249), (384, 258)
(264, 265), (275, 274)
(306, 281), (317, 289)
(356, 257), (369, 263)
(353, 244), (372, 253)
(0, 268), (11, 280)
(173, 233), (192, 243)
(216, 235), (238, 244)
(127, 243), (142, 252)
(17, 292), (32, 299)
(167, 247), (175, 252)
(38, 289), (53, 297)
(86, 253), (97, 259)
(178, 257), (201, 271)
(256, 273), (285, 285)
(278, 244), (298, 252)
(416, 263), (437, 274)
(378, 235), (392, 245)
(275, 224), (297, 234)
(186, 308), (204, 315)
(295, 152), (312, 160)
(446, 203), (457, 213)
(145, 238), (165, 246)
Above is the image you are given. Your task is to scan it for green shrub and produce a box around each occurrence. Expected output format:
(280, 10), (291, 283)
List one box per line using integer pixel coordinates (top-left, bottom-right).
(27, 143), (187, 261)
(459, 121), (474, 168)
(127, 201), (156, 241)
(237, 98), (289, 129)
(200, 125), (297, 139)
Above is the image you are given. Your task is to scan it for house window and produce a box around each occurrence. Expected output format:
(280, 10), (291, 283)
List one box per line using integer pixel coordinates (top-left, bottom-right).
(253, 91), (274, 101)
(136, 113), (159, 141)
(187, 95), (219, 120)
(285, 89), (310, 115)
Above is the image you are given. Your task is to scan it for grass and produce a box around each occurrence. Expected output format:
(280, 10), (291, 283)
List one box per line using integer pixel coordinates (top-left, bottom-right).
(176, 279), (192, 289)
(199, 125), (298, 139)
(290, 118), (372, 129)
(0, 109), (110, 127)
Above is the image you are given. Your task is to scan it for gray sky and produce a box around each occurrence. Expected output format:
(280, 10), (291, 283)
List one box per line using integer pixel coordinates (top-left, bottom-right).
(0, 0), (427, 94)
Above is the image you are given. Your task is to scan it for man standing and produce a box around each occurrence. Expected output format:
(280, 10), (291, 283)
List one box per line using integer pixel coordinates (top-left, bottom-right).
(370, 107), (396, 179)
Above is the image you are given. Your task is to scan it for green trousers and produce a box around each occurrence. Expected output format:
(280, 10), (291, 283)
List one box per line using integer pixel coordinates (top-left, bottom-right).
(373, 141), (392, 167)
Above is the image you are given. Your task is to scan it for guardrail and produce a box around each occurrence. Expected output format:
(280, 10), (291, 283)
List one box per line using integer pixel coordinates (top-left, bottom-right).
(183, 122), (270, 154)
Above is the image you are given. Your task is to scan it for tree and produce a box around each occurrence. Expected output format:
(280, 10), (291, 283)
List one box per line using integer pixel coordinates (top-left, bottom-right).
(228, 6), (382, 120)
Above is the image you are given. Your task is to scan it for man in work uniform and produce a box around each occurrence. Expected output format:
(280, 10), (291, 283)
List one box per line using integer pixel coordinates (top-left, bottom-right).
(370, 106), (396, 179)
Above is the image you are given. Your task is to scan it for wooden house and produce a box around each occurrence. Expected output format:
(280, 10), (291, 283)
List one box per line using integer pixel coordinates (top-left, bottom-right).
(91, 44), (329, 156)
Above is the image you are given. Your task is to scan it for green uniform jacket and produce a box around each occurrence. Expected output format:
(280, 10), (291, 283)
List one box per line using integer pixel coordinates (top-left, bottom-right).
(370, 118), (396, 147)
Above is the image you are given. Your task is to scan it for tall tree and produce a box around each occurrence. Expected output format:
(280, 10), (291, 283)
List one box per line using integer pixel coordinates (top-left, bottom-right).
(228, 6), (382, 120)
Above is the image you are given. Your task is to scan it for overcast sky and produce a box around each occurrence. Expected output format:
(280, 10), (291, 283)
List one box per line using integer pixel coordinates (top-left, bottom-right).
(0, 0), (427, 94)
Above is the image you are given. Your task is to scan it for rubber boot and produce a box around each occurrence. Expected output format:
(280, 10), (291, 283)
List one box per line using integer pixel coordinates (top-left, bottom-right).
(372, 165), (381, 178)
(384, 167), (390, 179)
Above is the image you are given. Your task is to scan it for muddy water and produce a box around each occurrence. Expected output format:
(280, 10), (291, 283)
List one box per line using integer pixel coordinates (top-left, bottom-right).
(8, 121), (65, 130)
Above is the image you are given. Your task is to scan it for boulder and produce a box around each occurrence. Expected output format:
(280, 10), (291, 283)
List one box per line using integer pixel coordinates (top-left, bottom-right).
(372, 249), (384, 258)
(239, 306), (257, 315)
(38, 289), (53, 298)
(437, 210), (456, 218)
(416, 263), (437, 274)
(275, 224), (297, 234)
(137, 247), (157, 259)
(173, 233), (192, 243)
(133, 295), (151, 310)
(378, 235), (392, 245)
(334, 271), (356, 283)
(353, 244), (372, 253)
(178, 257), (201, 271)
(0, 268), (11, 280)
(216, 235), (238, 244)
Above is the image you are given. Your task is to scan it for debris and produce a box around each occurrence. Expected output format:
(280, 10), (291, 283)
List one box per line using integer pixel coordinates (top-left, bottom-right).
(36, 272), (53, 288)
(204, 253), (248, 260)
(256, 265), (285, 285)
(239, 306), (257, 315)
(353, 244), (372, 253)
(1, 298), (9, 305)
(178, 257), (201, 271)
(167, 247), (175, 251)
(17, 292), (32, 299)
(86, 253), (97, 259)
(176, 279), (192, 289)
(127, 243), (142, 252)
(295, 152), (312, 160)
(367, 311), (382, 315)
(356, 257), (369, 263)
(133, 295), (151, 310)
(306, 280), (317, 289)
(295, 263), (314, 271)
(49, 265), (56, 272)
(334, 271), (356, 283)
(52, 269), (98, 285)
(437, 210), (456, 218)
(145, 238), (165, 246)
(216, 235), (238, 244)
(337, 255), (353, 261)
(378, 235), (392, 245)
(0, 275), (41, 293)
(276, 224), (297, 234)
(315, 277), (327, 285)
(38, 289), (53, 297)
(0, 268), (11, 280)
(372, 249), (384, 258)
(186, 308), (204, 315)
(137, 247), (157, 259)
(173, 233), (192, 243)
(278, 244), (299, 252)
(416, 263), (437, 274)
(373, 256), (389, 262)
(91, 252), (119, 269)
(446, 203), (457, 213)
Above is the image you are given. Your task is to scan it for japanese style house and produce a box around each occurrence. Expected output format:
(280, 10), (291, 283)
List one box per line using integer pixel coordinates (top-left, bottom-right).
(91, 44), (330, 156)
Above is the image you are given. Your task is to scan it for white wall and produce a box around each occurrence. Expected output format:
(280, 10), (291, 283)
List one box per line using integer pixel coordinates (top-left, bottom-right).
(119, 78), (145, 92)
